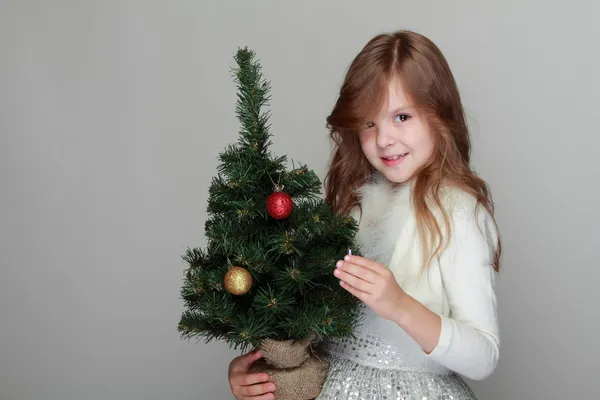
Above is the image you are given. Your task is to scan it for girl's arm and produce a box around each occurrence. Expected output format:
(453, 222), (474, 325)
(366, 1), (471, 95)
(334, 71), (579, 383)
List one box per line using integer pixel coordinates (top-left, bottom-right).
(392, 294), (443, 354)
(335, 197), (499, 380)
(395, 202), (500, 380)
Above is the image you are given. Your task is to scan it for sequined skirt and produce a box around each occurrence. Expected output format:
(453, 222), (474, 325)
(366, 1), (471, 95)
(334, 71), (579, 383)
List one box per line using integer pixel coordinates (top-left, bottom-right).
(314, 355), (477, 400)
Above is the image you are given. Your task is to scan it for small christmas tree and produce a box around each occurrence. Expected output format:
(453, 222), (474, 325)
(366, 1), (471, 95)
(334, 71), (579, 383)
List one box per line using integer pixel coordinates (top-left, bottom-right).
(177, 48), (361, 399)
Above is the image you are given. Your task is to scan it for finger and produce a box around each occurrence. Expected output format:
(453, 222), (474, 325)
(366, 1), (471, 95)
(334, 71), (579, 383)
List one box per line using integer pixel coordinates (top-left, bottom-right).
(242, 393), (275, 400)
(340, 280), (369, 302)
(337, 260), (377, 283)
(231, 351), (263, 373)
(240, 382), (276, 397)
(334, 268), (372, 293)
(343, 255), (386, 273)
(232, 372), (271, 387)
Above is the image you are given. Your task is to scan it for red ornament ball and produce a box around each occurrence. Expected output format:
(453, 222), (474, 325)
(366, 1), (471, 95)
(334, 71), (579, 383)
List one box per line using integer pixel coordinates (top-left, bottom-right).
(266, 191), (294, 219)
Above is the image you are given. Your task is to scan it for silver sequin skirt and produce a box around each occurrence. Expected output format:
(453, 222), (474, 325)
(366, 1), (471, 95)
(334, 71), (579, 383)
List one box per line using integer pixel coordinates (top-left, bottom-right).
(315, 355), (477, 400)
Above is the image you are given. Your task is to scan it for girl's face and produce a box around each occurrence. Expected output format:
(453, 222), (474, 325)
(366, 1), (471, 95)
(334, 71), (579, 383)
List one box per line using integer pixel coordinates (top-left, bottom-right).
(358, 79), (435, 184)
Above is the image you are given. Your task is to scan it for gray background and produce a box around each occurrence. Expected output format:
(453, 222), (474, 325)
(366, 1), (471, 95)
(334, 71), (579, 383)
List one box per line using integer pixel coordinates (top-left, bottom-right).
(1, 1), (598, 399)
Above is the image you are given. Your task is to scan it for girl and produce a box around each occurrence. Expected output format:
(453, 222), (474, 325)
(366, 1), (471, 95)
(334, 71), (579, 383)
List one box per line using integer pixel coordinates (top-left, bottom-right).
(228, 29), (501, 400)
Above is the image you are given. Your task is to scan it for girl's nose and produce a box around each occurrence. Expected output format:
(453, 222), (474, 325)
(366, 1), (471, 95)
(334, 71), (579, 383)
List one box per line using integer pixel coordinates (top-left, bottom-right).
(376, 127), (396, 149)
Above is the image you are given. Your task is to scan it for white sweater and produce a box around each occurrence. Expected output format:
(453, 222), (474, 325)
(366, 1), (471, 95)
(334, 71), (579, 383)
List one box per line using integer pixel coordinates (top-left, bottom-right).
(348, 174), (500, 381)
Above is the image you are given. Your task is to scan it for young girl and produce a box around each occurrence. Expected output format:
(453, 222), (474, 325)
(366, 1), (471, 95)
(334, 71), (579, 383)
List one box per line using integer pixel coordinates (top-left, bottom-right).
(228, 29), (501, 400)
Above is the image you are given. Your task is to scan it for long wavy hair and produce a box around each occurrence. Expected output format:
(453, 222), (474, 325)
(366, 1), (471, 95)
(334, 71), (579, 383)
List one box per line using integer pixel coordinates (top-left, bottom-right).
(324, 30), (501, 272)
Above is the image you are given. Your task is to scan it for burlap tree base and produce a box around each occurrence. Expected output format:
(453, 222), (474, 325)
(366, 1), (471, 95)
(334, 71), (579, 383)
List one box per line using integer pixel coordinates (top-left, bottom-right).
(249, 336), (329, 400)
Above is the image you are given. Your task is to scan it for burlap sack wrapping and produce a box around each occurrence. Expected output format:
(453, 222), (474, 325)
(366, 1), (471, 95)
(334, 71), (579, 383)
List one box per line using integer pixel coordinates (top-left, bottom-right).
(249, 336), (329, 400)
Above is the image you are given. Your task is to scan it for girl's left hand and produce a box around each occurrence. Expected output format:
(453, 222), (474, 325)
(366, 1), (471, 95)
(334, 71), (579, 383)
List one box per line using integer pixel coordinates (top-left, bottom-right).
(334, 255), (408, 322)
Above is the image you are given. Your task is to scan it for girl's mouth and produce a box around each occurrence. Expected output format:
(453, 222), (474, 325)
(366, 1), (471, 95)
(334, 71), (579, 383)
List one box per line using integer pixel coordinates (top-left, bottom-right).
(381, 153), (408, 166)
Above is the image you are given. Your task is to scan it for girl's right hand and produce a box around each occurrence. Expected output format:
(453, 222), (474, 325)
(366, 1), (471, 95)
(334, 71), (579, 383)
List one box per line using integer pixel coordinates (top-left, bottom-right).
(228, 350), (276, 400)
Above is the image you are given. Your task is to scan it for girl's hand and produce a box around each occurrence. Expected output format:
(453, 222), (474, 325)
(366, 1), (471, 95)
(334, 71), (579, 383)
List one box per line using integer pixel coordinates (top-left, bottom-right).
(228, 350), (275, 400)
(334, 254), (408, 323)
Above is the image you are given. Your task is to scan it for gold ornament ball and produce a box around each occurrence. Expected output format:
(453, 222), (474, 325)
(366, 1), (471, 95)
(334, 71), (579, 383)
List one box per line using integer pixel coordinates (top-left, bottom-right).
(224, 266), (253, 295)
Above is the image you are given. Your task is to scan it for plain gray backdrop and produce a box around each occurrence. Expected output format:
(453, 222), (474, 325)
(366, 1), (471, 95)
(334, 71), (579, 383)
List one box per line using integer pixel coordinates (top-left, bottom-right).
(1, 1), (599, 399)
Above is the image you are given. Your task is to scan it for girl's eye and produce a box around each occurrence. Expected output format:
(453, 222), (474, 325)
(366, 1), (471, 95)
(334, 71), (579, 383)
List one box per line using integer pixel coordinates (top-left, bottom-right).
(394, 114), (410, 122)
(365, 121), (375, 128)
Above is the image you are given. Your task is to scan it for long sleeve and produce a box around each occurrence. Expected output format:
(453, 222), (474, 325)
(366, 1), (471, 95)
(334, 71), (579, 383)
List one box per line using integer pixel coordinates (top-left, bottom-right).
(424, 199), (500, 380)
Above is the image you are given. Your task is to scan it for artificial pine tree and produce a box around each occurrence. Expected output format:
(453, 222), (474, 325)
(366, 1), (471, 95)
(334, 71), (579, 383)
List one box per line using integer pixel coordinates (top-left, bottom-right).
(177, 48), (361, 399)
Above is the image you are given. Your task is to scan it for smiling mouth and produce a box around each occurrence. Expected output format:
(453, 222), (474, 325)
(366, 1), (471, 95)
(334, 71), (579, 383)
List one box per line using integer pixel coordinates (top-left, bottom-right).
(382, 153), (408, 161)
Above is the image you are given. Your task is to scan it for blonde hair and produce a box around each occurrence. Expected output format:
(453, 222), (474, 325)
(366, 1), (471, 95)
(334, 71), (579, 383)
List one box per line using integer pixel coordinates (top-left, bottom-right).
(324, 30), (501, 271)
